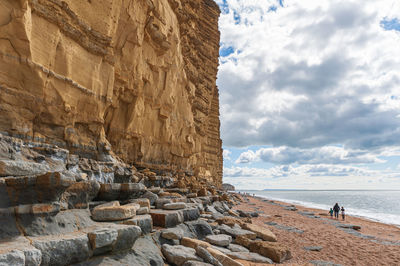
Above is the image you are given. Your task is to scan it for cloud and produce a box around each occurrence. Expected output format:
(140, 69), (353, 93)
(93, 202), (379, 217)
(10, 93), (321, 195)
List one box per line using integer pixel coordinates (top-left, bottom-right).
(223, 149), (232, 160)
(216, 0), (400, 151)
(235, 146), (385, 165)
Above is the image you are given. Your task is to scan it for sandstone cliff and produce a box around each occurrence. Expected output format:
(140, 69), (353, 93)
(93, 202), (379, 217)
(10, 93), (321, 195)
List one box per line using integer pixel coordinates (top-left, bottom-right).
(0, 0), (222, 185)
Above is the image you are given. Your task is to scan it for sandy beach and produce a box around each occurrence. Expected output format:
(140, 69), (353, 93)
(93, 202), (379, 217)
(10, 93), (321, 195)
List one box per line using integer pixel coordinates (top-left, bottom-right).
(233, 194), (400, 266)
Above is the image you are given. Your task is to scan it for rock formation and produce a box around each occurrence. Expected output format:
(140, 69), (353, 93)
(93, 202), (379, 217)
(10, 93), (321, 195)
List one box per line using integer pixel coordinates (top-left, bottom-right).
(0, 0), (222, 186)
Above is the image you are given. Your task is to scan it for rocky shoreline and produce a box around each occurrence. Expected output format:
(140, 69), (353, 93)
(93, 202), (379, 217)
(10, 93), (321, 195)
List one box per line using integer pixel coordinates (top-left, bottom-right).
(0, 134), (289, 265)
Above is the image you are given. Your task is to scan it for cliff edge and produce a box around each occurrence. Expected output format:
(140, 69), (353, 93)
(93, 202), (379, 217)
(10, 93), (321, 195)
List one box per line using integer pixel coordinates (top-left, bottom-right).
(0, 0), (222, 186)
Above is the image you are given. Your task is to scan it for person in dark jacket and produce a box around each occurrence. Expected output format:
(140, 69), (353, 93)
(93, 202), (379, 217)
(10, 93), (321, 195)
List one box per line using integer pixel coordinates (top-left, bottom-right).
(341, 206), (345, 220)
(333, 203), (340, 219)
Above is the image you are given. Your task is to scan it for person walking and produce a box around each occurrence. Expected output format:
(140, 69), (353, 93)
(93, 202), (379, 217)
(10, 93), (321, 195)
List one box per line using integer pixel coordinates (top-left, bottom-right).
(329, 208), (334, 218)
(333, 203), (340, 219)
(341, 206), (345, 221)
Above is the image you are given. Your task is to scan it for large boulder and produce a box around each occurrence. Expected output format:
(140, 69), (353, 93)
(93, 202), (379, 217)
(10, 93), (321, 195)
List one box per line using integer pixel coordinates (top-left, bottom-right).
(91, 201), (140, 221)
(217, 224), (256, 239)
(162, 244), (203, 266)
(241, 223), (277, 242)
(235, 236), (291, 263)
(205, 234), (232, 247)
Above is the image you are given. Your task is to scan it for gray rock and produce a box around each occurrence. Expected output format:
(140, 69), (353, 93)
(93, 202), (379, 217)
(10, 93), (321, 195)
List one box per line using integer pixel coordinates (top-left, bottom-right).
(95, 183), (146, 201)
(155, 198), (172, 209)
(304, 246), (323, 252)
(150, 209), (184, 228)
(162, 244), (202, 266)
(185, 220), (213, 240)
(163, 202), (187, 210)
(310, 260), (343, 266)
(162, 227), (185, 240)
(228, 244), (249, 252)
(113, 225), (142, 252)
(338, 224), (361, 230)
(136, 207), (149, 215)
(0, 250), (25, 266)
(142, 191), (159, 205)
(23, 248), (42, 266)
(183, 261), (213, 266)
(0, 160), (50, 177)
(196, 246), (222, 266)
(209, 245), (232, 255)
(228, 252), (273, 264)
(205, 234), (232, 247)
(63, 180), (100, 209)
(182, 208), (201, 221)
(33, 234), (91, 266)
(122, 214), (153, 234)
(91, 202), (139, 222)
(217, 224), (256, 239)
(88, 228), (118, 255)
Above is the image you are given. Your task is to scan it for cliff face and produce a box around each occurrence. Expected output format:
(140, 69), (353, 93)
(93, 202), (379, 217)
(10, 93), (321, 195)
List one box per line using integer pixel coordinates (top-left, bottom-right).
(0, 0), (222, 185)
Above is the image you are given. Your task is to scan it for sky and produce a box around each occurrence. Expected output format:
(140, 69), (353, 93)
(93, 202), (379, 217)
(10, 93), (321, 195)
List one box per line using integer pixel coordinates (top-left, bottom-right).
(215, 0), (400, 190)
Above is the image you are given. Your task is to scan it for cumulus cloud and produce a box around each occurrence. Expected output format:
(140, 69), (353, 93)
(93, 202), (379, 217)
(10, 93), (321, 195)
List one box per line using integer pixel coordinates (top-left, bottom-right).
(223, 149), (232, 160)
(235, 146), (385, 165)
(216, 0), (400, 150)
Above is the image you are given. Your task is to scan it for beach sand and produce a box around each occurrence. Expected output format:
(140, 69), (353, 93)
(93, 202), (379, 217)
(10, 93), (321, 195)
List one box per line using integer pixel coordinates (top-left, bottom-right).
(233, 194), (400, 266)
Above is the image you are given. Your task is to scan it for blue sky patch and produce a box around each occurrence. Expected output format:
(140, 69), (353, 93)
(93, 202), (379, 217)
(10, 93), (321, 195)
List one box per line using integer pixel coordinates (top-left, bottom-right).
(220, 46), (235, 57)
(380, 17), (400, 31)
(268, 6), (278, 13)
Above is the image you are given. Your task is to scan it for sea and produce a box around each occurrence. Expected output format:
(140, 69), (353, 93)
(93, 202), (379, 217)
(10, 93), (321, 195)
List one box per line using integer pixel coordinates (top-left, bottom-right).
(241, 190), (400, 227)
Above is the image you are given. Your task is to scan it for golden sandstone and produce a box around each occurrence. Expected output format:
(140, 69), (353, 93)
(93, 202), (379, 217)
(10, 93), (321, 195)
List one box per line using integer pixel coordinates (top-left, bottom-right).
(0, 0), (222, 186)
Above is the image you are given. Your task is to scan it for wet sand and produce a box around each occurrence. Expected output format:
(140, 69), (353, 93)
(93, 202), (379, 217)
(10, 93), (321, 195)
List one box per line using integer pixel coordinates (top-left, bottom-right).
(233, 194), (400, 266)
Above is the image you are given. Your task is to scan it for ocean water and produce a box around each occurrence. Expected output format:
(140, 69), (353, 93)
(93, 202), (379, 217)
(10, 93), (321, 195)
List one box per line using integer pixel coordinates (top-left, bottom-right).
(242, 190), (400, 226)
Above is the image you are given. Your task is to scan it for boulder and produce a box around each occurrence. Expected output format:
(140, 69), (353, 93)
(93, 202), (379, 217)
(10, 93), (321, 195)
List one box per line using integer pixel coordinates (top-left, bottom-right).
(32, 234), (91, 265)
(163, 202), (187, 210)
(162, 244), (202, 266)
(122, 214), (153, 234)
(91, 202), (140, 221)
(196, 246), (223, 266)
(136, 207), (150, 215)
(62, 180), (100, 209)
(88, 228), (118, 255)
(228, 252), (273, 264)
(162, 227), (185, 240)
(217, 224), (256, 240)
(235, 236), (291, 263)
(304, 246), (323, 252)
(128, 198), (150, 209)
(185, 220), (213, 240)
(113, 224), (142, 252)
(205, 234), (232, 247)
(150, 209), (184, 228)
(228, 244), (249, 253)
(0, 250), (25, 266)
(215, 217), (247, 227)
(181, 237), (211, 249)
(141, 191), (159, 205)
(182, 208), (201, 221)
(183, 262), (213, 266)
(206, 247), (244, 266)
(95, 183), (146, 201)
(241, 223), (277, 242)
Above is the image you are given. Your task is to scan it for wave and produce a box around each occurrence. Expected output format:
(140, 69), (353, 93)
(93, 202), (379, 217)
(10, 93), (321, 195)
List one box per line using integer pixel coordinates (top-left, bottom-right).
(253, 193), (400, 227)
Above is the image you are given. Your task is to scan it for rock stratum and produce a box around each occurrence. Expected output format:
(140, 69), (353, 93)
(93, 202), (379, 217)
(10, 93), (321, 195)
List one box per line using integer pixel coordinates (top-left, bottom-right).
(0, 0), (222, 185)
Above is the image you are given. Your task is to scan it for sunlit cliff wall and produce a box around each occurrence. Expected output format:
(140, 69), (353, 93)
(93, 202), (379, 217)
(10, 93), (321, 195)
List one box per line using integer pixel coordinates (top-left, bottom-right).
(0, 0), (222, 185)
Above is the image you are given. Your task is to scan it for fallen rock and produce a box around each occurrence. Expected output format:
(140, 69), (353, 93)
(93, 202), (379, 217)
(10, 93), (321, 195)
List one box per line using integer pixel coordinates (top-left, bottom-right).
(228, 252), (273, 264)
(235, 236), (291, 263)
(0, 250), (25, 266)
(32, 233), (91, 265)
(162, 227), (185, 240)
(196, 246), (223, 266)
(88, 228), (118, 255)
(181, 237), (211, 250)
(150, 209), (184, 228)
(162, 244), (202, 266)
(228, 244), (249, 253)
(185, 220), (213, 240)
(164, 202), (187, 210)
(128, 198), (151, 209)
(91, 202), (139, 221)
(338, 224), (361, 231)
(122, 214), (153, 234)
(241, 223), (277, 242)
(205, 234), (232, 247)
(218, 224), (256, 240)
(304, 246), (323, 252)
(215, 217), (247, 227)
(183, 261), (213, 266)
(137, 207), (150, 215)
(206, 247), (244, 266)
(95, 183), (146, 201)
(310, 260), (343, 266)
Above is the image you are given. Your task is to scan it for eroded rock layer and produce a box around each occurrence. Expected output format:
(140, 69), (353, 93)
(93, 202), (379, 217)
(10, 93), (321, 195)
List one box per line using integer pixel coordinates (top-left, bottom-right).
(0, 0), (222, 185)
